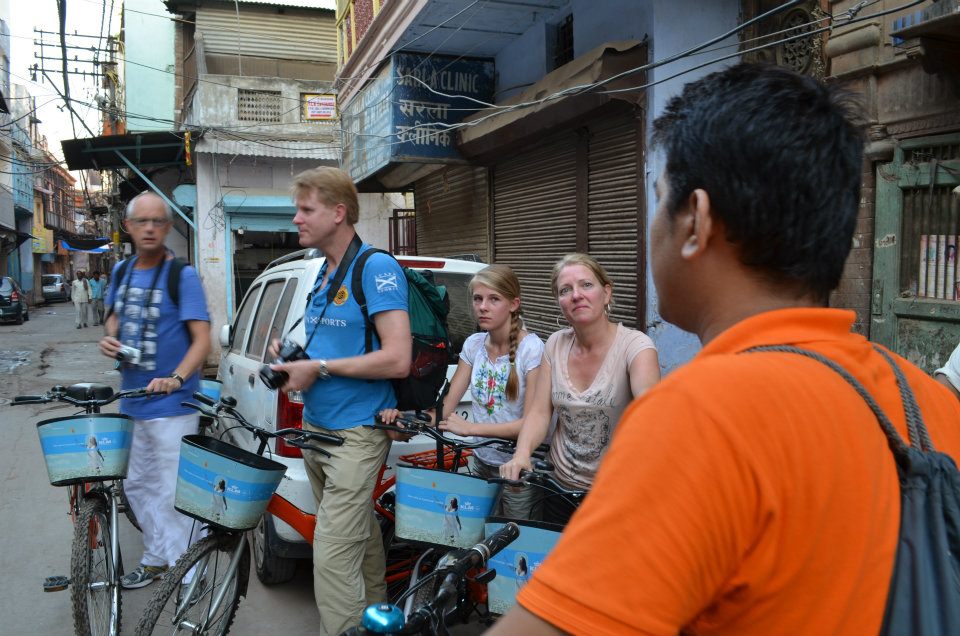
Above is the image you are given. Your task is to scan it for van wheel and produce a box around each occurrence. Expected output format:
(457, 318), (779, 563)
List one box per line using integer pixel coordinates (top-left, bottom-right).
(251, 513), (297, 585)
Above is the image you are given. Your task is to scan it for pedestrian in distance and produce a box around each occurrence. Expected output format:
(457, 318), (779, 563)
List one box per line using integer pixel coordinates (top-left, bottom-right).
(487, 63), (960, 636)
(500, 252), (661, 525)
(98, 191), (211, 590)
(381, 263), (545, 520)
(88, 271), (106, 326)
(72, 271), (90, 329)
(266, 166), (412, 636)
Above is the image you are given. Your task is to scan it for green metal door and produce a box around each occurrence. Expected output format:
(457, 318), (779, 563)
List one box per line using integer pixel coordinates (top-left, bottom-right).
(872, 134), (960, 373)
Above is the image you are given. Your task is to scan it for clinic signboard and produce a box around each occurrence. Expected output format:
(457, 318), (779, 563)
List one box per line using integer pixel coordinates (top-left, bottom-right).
(343, 52), (494, 183)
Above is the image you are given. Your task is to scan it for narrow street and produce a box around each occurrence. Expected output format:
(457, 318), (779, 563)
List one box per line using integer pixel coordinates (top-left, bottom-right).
(0, 302), (319, 635)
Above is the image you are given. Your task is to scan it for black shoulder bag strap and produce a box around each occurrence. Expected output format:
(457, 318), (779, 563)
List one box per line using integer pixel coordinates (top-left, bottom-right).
(743, 344), (929, 455)
(288, 234), (364, 349)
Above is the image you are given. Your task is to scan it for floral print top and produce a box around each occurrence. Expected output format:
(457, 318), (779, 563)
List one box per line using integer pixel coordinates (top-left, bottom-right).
(460, 331), (544, 466)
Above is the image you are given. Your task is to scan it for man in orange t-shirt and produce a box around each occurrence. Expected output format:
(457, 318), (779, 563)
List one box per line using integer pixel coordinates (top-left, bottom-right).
(488, 64), (960, 635)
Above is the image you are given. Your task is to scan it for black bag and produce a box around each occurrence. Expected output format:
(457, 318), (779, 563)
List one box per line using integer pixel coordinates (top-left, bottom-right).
(747, 345), (960, 636)
(351, 249), (451, 412)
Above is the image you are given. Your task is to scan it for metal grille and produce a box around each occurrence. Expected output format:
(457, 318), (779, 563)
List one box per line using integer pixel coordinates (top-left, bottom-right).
(494, 133), (578, 339)
(553, 14), (574, 70)
(415, 167), (489, 262)
(900, 181), (960, 300)
(237, 89), (282, 123)
(389, 209), (417, 255)
(587, 115), (641, 329)
(905, 145), (960, 163)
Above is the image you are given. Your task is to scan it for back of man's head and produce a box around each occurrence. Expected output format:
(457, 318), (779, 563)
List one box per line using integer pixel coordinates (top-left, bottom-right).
(652, 63), (866, 303)
(291, 166), (360, 226)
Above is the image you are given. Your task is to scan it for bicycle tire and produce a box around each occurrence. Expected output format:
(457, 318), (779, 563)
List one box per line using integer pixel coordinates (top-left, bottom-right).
(135, 533), (249, 636)
(71, 495), (121, 636)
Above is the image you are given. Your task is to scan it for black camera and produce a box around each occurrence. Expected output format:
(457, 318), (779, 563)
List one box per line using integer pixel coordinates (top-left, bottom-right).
(258, 339), (309, 390)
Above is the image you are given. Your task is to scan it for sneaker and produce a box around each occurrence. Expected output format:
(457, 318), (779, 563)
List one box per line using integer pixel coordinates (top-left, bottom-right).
(121, 564), (168, 589)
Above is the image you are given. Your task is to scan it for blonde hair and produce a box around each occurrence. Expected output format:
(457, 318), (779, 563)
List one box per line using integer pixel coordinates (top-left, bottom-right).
(550, 253), (614, 307)
(470, 264), (523, 402)
(291, 166), (360, 225)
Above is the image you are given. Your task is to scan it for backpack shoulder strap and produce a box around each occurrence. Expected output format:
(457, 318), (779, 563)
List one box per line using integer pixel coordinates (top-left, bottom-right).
(106, 258), (133, 319)
(167, 258), (186, 307)
(351, 247), (391, 354)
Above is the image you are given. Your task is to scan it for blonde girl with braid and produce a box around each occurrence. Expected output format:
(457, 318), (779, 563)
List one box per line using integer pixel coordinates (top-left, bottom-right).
(437, 264), (545, 519)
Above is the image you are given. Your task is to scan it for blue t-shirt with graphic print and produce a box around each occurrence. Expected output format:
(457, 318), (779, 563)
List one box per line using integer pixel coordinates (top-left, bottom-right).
(106, 257), (210, 420)
(302, 244), (408, 430)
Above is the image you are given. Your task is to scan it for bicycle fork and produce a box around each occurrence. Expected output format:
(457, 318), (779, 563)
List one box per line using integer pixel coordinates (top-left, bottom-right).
(176, 535), (248, 632)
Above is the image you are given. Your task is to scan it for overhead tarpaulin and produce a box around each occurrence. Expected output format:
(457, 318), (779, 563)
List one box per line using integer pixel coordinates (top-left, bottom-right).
(60, 239), (112, 253)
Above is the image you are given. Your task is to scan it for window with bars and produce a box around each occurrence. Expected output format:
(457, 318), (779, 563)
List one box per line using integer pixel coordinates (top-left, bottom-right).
(898, 144), (960, 301)
(237, 89), (283, 123)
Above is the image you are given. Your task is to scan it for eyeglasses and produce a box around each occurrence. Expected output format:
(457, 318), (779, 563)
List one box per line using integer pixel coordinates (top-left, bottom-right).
(128, 217), (170, 227)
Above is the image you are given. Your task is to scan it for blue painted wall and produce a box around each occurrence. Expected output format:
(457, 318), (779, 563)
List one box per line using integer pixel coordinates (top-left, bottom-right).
(492, 0), (740, 373)
(124, 0), (176, 132)
(644, 0), (741, 373)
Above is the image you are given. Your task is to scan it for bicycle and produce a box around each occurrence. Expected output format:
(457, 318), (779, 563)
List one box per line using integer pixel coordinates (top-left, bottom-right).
(134, 391), (344, 636)
(12, 382), (157, 636)
(342, 522), (521, 636)
(371, 413), (526, 625)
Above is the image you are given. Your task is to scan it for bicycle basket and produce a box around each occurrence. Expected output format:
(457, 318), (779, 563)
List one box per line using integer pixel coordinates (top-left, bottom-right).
(484, 517), (564, 615)
(174, 435), (286, 531)
(199, 378), (223, 402)
(394, 466), (499, 548)
(36, 414), (135, 486)
(397, 448), (473, 470)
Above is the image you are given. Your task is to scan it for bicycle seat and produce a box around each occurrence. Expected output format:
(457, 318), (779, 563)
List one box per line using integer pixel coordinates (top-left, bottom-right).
(65, 383), (114, 401)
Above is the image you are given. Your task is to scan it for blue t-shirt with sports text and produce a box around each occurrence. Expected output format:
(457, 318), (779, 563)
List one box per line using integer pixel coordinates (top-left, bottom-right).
(106, 258), (210, 420)
(302, 245), (408, 429)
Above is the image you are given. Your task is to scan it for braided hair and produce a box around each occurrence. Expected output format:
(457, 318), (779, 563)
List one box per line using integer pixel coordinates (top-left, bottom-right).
(470, 264), (523, 402)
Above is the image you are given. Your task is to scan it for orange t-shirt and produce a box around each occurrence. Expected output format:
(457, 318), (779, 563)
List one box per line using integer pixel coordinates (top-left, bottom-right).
(517, 308), (960, 636)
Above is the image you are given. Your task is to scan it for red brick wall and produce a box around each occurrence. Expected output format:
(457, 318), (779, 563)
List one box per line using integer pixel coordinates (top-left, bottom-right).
(829, 158), (875, 336)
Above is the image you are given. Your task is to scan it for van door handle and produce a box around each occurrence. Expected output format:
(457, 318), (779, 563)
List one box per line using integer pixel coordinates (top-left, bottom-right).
(229, 365), (234, 375)
(248, 374), (255, 388)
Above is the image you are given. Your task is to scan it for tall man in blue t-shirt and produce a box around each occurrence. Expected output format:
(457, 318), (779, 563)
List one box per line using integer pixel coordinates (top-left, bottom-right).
(98, 191), (211, 589)
(268, 167), (411, 636)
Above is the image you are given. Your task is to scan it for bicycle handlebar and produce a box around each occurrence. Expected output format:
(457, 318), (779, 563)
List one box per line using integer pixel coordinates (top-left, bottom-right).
(487, 466), (588, 500)
(12, 387), (161, 407)
(183, 392), (344, 457)
(371, 413), (517, 452)
(345, 522), (521, 636)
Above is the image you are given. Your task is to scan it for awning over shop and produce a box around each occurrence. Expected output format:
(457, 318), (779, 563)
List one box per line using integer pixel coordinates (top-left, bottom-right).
(60, 238), (113, 254)
(457, 40), (648, 160)
(173, 185), (297, 233)
(61, 131), (196, 170)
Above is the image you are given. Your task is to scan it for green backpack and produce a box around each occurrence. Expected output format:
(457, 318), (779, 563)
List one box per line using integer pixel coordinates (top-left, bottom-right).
(351, 249), (451, 412)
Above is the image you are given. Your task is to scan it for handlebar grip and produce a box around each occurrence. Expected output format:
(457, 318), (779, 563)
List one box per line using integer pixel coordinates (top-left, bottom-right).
(450, 521), (520, 579)
(487, 477), (523, 486)
(192, 391), (218, 407)
(532, 458), (554, 472)
(12, 395), (46, 404)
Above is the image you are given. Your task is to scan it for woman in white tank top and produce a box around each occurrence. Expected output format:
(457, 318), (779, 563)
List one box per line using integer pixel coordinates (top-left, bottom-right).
(501, 253), (661, 524)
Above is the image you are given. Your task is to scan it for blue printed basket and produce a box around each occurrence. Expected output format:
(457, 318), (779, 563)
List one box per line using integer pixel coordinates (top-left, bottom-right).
(36, 414), (135, 487)
(395, 466), (499, 548)
(199, 378), (222, 402)
(484, 517), (564, 615)
(174, 435), (286, 531)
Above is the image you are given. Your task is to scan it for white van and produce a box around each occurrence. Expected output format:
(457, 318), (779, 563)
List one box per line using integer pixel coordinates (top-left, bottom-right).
(216, 249), (486, 583)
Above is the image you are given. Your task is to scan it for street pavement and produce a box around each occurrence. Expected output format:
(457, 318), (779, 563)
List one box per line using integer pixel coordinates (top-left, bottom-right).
(0, 303), (329, 635)
(0, 302), (488, 635)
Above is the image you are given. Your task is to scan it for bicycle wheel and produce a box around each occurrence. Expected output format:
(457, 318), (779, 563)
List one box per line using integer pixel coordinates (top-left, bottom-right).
(71, 495), (121, 636)
(136, 533), (249, 636)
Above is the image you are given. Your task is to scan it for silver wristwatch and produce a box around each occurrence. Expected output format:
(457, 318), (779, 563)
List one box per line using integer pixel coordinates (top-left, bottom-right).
(316, 359), (330, 380)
